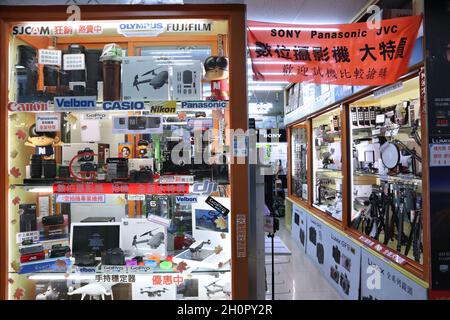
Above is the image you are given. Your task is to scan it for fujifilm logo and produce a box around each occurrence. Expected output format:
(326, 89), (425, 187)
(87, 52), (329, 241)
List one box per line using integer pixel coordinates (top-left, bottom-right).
(176, 196), (198, 204)
(54, 96), (97, 110)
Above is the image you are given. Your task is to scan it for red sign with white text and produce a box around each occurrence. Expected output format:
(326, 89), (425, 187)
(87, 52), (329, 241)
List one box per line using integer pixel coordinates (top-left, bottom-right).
(248, 16), (422, 85)
(53, 182), (189, 195)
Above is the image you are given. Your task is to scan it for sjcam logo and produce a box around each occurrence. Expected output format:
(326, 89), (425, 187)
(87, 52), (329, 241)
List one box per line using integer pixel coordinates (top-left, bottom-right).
(12, 25), (50, 36)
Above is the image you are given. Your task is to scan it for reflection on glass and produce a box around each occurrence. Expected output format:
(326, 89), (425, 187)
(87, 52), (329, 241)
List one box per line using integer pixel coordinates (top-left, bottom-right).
(312, 108), (343, 221)
(290, 126), (308, 201)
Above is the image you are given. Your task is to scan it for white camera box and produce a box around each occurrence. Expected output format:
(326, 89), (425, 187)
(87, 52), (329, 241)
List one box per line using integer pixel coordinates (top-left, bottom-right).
(122, 57), (170, 101)
(121, 218), (167, 257)
(61, 142), (110, 166)
(172, 62), (203, 101)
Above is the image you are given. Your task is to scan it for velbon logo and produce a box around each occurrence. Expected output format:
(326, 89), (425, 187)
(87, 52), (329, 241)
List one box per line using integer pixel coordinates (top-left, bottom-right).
(54, 96), (97, 109)
(176, 196), (198, 204)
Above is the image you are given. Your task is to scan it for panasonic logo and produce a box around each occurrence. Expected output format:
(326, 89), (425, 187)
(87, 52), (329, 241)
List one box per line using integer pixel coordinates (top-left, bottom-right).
(54, 96), (96, 109)
(181, 101), (228, 109)
(103, 101), (145, 110)
(8, 101), (50, 112)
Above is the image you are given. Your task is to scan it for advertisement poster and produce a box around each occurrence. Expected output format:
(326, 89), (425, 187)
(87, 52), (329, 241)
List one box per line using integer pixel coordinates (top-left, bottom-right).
(323, 229), (361, 300)
(291, 204), (307, 252)
(248, 16), (422, 85)
(360, 249), (427, 300)
(306, 214), (327, 273)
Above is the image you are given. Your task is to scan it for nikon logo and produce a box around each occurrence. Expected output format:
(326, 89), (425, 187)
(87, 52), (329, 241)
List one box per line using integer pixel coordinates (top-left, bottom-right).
(150, 105), (176, 114)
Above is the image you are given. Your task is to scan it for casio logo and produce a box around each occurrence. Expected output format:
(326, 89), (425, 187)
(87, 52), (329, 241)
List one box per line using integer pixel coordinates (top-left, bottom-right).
(103, 101), (145, 110)
(8, 101), (49, 112)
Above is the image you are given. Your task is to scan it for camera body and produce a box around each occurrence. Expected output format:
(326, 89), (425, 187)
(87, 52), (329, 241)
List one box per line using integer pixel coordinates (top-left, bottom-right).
(332, 245), (341, 264)
(316, 242), (324, 264)
(299, 229), (305, 246)
(330, 265), (340, 283)
(129, 167), (154, 183)
(101, 248), (125, 265)
(49, 244), (71, 258)
(309, 227), (317, 245)
(74, 252), (96, 266)
(339, 273), (350, 295)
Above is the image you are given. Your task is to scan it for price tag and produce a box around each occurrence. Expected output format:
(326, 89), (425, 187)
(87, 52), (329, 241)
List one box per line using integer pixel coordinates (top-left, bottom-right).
(38, 49), (62, 66)
(63, 53), (85, 70)
(36, 114), (60, 132)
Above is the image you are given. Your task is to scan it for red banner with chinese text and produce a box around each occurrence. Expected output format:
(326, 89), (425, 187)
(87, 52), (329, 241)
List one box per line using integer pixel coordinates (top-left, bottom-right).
(248, 16), (422, 85)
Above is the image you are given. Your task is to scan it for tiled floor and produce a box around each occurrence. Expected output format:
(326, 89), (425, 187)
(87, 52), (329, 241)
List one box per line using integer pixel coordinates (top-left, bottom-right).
(265, 218), (341, 300)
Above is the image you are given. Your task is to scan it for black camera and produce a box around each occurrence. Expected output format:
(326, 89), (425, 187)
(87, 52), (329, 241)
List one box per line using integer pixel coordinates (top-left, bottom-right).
(330, 265), (340, 283)
(341, 254), (352, 272)
(129, 167), (154, 183)
(101, 248), (125, 266)
(339, 273), (350, 295)
(299, 229), (305, 246)
(74, 252), (96, 266)
(78, 148), (95, 162)
(49, 244), (71, 258)
(316, 242), (324, 264)
(309, 227), (317, 245)
(19, 204), (37, 232)
(332, 245), (341, 264)
(80, 162), (97, 173)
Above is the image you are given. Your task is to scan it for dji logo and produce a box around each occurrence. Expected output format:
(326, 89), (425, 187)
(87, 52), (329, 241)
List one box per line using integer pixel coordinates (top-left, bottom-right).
(191, 180), (218, 196)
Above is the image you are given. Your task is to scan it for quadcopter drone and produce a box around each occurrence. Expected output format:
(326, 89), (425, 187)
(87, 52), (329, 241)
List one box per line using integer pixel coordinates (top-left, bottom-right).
(189, 239), (211, 255)
(133, 67), (168, 91)
(198, 210), (222, 226)
(132, 228), (165, 249)
(140, 286), (168, 298)
(205, 279), (231, 298)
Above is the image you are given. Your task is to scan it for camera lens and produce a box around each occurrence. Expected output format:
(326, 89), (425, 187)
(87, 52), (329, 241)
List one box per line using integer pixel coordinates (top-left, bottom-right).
(30, 155), (42, 178)
(43, 159), (57, 178)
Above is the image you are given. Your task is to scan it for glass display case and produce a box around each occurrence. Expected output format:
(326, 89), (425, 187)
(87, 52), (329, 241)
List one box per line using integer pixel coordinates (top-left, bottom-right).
(349, 76), (423, 264)
(289, 125), (308, 202)
(312, 107), (344, 221)
(1, 5), (247, 300)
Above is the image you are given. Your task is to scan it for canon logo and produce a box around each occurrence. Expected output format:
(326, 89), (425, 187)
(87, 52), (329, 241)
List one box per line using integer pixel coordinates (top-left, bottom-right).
(8, 101), (49, 112)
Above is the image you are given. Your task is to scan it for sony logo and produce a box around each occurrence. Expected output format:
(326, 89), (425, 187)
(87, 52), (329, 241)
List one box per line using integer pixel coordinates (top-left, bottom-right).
(103, 101), (145, 110)
(8, 101), (50, 112)
(263, 133), (281, 138)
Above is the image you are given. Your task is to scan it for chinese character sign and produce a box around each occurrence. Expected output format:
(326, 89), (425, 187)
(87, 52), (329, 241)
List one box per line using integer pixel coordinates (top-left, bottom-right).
(248, 16), (422, 85)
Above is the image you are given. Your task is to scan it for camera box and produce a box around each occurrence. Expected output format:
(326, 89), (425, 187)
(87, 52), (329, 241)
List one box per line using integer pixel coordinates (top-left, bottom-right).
(128, 158), (154, 173)
(172, 62), (203, 101)
(121, 218), (167, 257)
(122, 57), (170, 101)
(61, 143), (110, 167)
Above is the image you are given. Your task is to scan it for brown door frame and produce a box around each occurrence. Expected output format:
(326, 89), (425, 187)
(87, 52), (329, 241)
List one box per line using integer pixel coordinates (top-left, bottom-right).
(0, 4), (248, 300)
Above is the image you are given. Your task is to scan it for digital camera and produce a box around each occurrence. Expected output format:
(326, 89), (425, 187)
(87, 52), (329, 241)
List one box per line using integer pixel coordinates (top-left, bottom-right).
(330, 265), (340, 283)
(309, 227), (317, 245)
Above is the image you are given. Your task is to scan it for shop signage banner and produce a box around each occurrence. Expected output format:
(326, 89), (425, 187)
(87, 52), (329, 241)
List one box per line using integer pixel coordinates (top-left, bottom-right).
(53, 182), (189, 195)
(248, 16), (422, 85)
(306, 214), (327, 272)
(360, 249), (427, 300)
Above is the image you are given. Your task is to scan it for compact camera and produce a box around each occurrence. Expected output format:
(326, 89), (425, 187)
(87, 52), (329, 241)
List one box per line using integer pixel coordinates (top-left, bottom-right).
(309, 227), (317, 245)
(299, 229), (305, 246)
(101, 248), (125, 266)
(49, 244), (71, 258)
(332, 245), (341, 264)
(74, 252), (96, 266)
(316, 242), (324, 265)
(339, 273), (350, 295)
(330, 265), (340, 283)
(341, 254), (352, 272)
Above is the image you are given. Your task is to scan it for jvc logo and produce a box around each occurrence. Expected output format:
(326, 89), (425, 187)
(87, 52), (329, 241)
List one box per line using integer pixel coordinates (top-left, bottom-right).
(366, 265), (381, 290)
(191, 181), (218, 196)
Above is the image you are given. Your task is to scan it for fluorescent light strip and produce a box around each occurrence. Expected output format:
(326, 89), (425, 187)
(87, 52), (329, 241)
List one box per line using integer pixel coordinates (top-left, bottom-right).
(27, 187), (53, 193)
(251, 61), (306, 65)
(28, 274), (96, 281)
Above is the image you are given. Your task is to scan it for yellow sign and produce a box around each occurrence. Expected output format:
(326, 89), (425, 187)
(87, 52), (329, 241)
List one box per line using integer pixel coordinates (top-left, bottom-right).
(147, 101), (177, 114)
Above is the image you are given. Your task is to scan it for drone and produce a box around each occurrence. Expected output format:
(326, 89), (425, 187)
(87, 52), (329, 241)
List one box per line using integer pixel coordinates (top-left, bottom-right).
(132, 228), (165, 249)
(140, 287), (168, 298)
(205, 280), (231, 298)
(198, 210), (222, 226)
(189, 239), (211, 254)
(133, 67), (168, 91)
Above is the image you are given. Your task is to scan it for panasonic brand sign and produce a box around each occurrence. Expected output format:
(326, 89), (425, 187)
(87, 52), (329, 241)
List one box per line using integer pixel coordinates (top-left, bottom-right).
(181, 101), (228, 109)
(54, 96), (97, 110)
(103, 101), (145, 111)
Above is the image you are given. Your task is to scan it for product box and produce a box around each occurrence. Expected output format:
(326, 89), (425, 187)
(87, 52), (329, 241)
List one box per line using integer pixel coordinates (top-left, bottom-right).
(61, 143), (110, 166)
(121, 218), (167, 257)
(122, 57), (170, 101)
(172, 62), (203, 101)
(128, 158), (154, 172)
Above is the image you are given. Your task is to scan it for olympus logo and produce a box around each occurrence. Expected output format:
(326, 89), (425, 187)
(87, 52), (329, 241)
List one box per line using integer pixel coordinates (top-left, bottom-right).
(8, 101), (50, 112)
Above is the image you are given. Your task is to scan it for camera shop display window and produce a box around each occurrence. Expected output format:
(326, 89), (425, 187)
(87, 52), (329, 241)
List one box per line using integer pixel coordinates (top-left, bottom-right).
(312, 108), (343, 221)
(349, 76), (423, 264)
(290, 125), (308, 202)
(7, 19), (233, 300)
